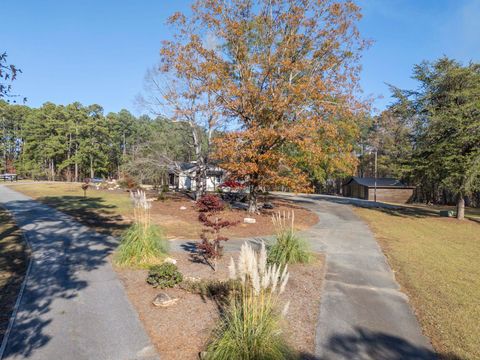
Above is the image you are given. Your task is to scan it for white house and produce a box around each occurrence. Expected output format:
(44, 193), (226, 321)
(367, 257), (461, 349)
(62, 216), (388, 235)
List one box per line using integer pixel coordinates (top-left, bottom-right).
(168, 162), (225, 192)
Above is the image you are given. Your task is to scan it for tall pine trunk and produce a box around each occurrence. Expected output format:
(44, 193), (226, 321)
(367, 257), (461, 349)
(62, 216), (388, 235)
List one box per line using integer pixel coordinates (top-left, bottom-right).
(456, 194), (465, 220)
(90, 156), (94, 179)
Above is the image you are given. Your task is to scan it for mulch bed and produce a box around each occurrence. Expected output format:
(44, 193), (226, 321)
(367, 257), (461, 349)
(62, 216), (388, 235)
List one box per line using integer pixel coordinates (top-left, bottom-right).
(116, 252), (324, 360)
(145, 193), (319, 240)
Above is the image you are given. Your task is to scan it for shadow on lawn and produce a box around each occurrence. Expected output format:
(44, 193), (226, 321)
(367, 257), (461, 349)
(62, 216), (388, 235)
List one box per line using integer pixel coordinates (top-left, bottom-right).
(1, 198), (118, 358)
(36, 195), (129, 236)
(299, 327), (464, 360)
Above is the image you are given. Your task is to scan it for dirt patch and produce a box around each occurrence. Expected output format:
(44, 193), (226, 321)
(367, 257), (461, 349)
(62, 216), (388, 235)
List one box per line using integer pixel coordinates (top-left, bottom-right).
(148, 193), (319, 240)
(0, 208), (28, 343)
(117, 251), (324, 360)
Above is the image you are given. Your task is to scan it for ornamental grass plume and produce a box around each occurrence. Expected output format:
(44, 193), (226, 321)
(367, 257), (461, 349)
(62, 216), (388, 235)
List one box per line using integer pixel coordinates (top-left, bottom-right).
(268, 210), (312, 266)
(206, 242), (294, 360)
(115, 190), (168, 268)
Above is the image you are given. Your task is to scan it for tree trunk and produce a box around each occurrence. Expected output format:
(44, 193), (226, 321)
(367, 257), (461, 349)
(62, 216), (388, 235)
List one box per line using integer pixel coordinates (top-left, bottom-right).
(195, 163), (205, 200)
(248, 184), (258, 213)
(191, 124), (206, 200)
(50, 159), (55, 181)
(90, 156), (94, 179)
(456, 194), (465, 220)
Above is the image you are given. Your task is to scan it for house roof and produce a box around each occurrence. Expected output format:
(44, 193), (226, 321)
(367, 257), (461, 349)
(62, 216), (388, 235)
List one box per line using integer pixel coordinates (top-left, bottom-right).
(168, 162), (225, 175)
(345, 176), (414, 188)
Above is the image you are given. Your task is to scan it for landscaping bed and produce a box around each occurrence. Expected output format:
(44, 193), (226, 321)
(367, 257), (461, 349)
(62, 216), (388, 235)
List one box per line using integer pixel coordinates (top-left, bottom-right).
(7, 182), (319, 239)
(116, 251), (324, 360)
(149, 194), (318, 240)
(0, 208), (28, 345)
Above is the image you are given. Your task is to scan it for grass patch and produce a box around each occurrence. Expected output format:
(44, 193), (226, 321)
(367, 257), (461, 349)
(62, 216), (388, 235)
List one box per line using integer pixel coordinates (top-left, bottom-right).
(7, 182), (131, 236)
(354, 206), (480, 360)
(0, 207), (28, 343)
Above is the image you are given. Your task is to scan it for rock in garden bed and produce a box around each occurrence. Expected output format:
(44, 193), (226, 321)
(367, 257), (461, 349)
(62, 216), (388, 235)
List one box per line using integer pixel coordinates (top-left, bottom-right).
(152, 292), (179, 307)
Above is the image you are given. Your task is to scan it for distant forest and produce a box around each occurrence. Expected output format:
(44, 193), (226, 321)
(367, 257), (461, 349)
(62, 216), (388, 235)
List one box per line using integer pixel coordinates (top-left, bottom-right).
(0, 100), (197, 183)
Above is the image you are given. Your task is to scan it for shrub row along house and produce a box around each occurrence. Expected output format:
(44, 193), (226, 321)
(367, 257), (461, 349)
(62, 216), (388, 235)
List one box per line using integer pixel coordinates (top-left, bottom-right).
(342, 177), (415, 204)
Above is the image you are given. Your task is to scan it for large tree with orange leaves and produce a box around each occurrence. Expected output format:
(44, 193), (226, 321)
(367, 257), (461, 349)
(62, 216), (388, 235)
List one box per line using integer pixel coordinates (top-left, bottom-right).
(161, 0), (368, 212)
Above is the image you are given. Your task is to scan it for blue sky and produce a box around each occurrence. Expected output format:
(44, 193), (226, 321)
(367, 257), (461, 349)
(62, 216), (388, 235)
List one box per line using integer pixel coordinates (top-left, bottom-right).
(2, 0), (479, 115)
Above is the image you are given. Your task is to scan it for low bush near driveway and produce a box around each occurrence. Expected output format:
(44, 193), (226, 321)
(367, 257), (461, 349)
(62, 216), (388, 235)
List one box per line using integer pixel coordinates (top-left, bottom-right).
(146, 263), (183, 288)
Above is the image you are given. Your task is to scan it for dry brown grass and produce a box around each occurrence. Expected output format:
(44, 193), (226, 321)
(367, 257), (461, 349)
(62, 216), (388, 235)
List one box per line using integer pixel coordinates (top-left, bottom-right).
(355, 206), (480, 360)
(0, 208), (28, 343)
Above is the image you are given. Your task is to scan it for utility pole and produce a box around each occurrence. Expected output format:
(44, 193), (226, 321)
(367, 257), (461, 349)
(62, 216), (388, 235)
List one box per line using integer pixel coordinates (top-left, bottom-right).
(374, 149), (377, 203)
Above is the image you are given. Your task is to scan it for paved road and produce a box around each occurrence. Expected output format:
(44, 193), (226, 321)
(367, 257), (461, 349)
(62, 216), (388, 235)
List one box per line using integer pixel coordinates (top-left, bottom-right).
(0, 186), (159, 360)
(276, 193), (436, 360)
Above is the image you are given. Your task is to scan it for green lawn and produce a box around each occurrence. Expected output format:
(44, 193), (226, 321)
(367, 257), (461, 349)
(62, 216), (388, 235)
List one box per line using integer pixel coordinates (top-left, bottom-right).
(355, 206), (480, 360)
(0, 208), (28, 343)
(8, 182), (132, 236)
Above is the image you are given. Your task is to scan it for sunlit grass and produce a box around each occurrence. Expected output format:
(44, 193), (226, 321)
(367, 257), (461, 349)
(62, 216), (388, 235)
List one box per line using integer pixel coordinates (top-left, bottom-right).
(7, 182), (132, 236)
(355, 207), (480, 360)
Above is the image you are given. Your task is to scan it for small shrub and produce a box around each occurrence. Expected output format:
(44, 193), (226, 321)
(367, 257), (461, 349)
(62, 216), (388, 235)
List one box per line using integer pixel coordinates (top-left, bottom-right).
(268, 211), (312, 266)
(157, 184), (170, 201)
(198, 214), (237, 271)
(118, 174), (139, 190)
(81, 179), (90, 198)
(197, 194), (224, 212)
(146, 263), (183, 288)
(180, 278), (233, 301)
(197, 193), (237, 271)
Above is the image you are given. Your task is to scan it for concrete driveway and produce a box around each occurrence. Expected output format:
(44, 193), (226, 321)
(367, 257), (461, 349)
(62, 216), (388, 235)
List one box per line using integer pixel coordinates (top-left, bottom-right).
(0, 186), (159, 360)
(277, 193), (436, 360)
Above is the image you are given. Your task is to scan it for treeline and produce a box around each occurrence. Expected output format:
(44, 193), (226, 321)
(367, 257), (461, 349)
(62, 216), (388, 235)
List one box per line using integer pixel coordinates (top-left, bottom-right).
(0, 101), (195, 181)
(358, 57), (480, 208)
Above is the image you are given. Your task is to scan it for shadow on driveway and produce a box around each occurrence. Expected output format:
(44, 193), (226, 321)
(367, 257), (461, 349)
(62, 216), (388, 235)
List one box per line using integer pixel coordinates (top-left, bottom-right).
(2, 198), (118, 358)
(299, 327), (463, 360)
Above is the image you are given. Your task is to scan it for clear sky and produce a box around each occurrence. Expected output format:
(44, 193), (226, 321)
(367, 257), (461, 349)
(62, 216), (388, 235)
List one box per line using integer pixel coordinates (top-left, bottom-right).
(2, 0), (479, 115)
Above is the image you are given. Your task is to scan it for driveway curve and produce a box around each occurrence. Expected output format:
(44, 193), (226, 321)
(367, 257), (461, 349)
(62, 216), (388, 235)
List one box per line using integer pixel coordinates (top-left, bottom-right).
(0, 186), (159, 360)
(277, 193), (436, 360)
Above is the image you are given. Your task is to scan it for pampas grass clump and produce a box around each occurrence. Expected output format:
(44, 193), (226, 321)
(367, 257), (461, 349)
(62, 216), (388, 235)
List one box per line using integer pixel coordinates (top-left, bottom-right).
(115, 190), (168, 268)
(268, 211), (312, 266)
(205, 242), (294, 360)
